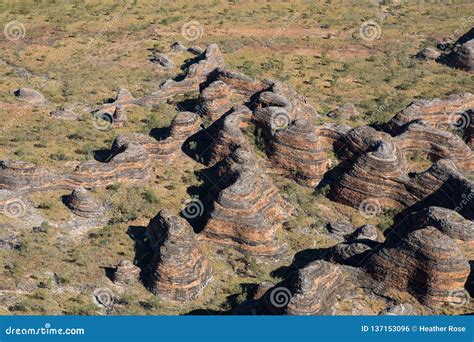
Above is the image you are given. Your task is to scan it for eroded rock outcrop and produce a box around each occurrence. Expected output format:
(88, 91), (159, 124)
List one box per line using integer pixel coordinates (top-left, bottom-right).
(331, 125), (473, 215)
(327, 103), (360, 119)
(70, 142), (152, 188)
(201, 147), (290, 257)
(112, 111), (201, 160)
(154, 111), (203, 158)
(0, 160), (55, 193)
(283, 261), (344, 315)
(207, 106), (252, 166)
(416, 47), (441, 61)
(49, 108), (81, 121)
(445, 38), (474, 72)
(387, 206), (474, 255)
(113, 260), (141, 286)
(147, 209), (212, 302)
(211, 68), (269, 97)
(198, 80), (232, 121)
(268, 119), (329, 187)
(149, 53), (173, 68)
(380, 303), (418, 315)
(97, 88), (137, 114)
(395, 120), (474, 172)
(236, 260), (347, 315)
(142, 44), (224, 106)
(326, 224), (383, 266)
(14, 88), (46, 105)
(406, 159), (473, 219)
(112, 105), (128, 127)
(170, 41), (187, 52)
(385, 93), (474, 135)
(331, 140), (409, 209)
(65, 187), (104, 218)
(367, 227), (470, 308)
(0, 140), (153, 193)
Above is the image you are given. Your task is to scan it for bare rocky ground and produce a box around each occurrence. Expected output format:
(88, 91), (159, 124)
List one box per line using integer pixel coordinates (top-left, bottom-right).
(0, 1), (472, 315)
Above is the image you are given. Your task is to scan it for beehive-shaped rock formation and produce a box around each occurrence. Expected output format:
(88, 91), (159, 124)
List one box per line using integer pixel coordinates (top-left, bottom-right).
(202, 147), (290, 257)
(198, 80), (233, 121)
(147, 209), (211, 302)
(268, 119), (329, 187)
(387, 206), (474, 255)
(367, 227), (470, 308)
(252, 261), (345, 315)
(331, 140), (409, 209)
(66, 187), (104, 218)
(284, 261), (344, 315)
(207, 106), (252, 166)
(113, 260), (141, 286)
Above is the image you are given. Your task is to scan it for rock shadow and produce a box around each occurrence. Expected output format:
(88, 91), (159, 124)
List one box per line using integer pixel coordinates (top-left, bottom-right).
(184, 283), (258, 315)
(127, 225), (153, 287)
(270, 247), (333, 279)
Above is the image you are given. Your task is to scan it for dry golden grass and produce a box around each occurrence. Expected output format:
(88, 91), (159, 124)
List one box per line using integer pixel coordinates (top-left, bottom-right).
(0, 0), (472, 315)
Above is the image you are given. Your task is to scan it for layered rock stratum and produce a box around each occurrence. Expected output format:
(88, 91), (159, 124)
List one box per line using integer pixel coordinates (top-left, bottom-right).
(147, 209), (212, 302)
